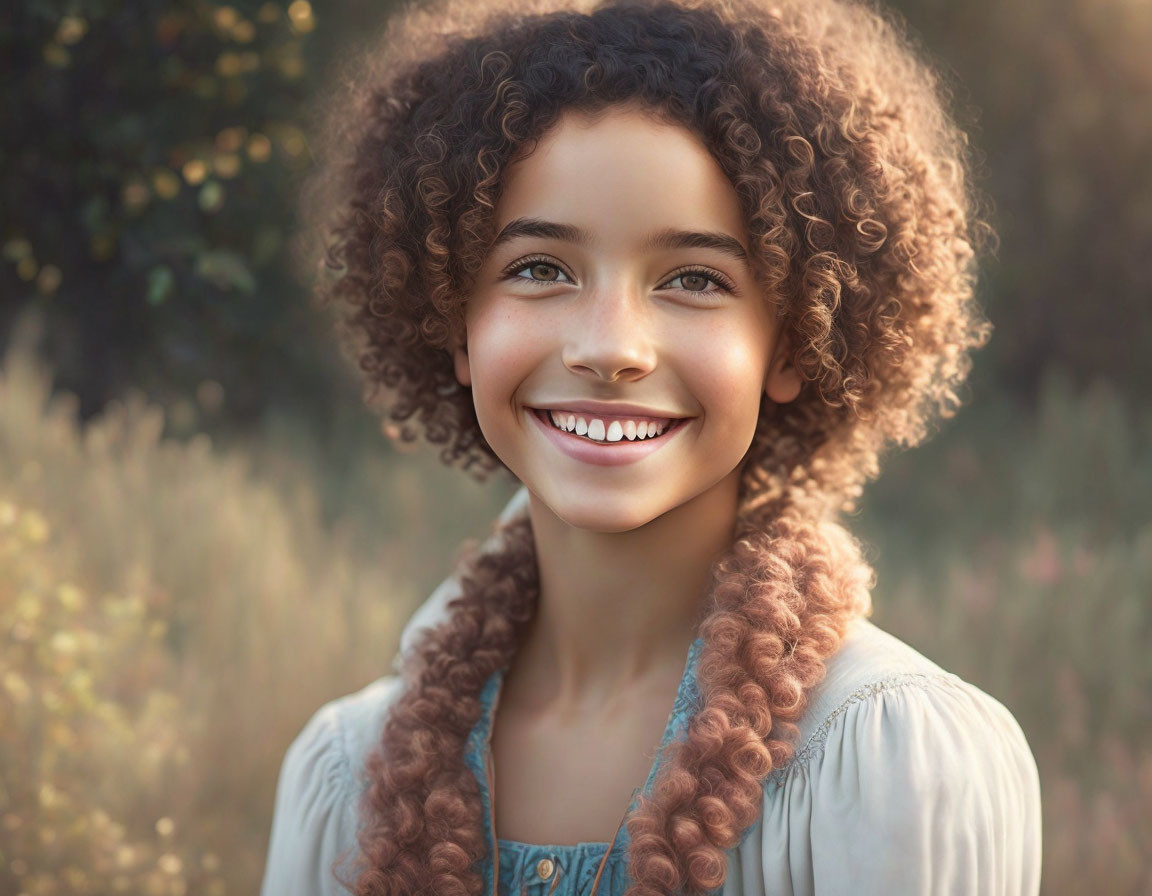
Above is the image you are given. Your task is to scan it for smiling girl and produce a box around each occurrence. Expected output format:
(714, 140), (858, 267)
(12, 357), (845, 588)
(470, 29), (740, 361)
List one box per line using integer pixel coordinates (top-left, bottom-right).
(262, 1), (1042, 894)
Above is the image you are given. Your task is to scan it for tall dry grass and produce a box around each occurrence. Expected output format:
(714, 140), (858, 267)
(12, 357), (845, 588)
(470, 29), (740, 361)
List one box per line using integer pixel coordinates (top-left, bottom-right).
(1, 319), (1149, 893)
(1, 499), (210, 895)
(0, 324), (427, 895)
(859, 375), (1152, 894)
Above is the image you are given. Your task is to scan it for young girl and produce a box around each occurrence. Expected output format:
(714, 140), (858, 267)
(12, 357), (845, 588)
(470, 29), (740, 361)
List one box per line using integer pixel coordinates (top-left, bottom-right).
(262, 0), (1042, 893)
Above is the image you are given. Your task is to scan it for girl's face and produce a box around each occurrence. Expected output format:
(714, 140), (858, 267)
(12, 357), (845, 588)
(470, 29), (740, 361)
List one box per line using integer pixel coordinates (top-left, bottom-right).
(454, 104), (800, 533)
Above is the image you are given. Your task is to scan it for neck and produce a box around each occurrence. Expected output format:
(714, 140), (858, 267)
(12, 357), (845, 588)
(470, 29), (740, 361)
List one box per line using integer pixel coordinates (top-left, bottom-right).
(510, 467), (741, 715)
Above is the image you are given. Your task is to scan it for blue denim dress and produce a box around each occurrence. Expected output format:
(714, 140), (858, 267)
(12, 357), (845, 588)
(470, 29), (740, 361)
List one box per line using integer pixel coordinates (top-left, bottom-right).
(463, 636), (706, 895)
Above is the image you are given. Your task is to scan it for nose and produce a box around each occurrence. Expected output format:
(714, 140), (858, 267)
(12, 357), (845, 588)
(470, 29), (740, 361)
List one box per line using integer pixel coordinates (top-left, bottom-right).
(561, 286), (657, 383)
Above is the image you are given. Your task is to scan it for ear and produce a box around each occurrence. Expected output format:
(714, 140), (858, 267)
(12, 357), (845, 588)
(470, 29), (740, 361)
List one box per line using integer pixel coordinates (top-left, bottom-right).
(452, 337), (471, 388)
(763, 331), (802, 404)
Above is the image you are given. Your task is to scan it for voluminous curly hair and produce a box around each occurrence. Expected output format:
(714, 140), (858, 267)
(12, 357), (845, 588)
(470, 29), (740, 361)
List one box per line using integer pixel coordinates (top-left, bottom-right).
(303, 0), (992, 893)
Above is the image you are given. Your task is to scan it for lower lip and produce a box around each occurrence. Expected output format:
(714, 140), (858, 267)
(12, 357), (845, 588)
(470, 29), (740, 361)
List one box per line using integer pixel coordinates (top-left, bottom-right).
(527, 409), (688, 467)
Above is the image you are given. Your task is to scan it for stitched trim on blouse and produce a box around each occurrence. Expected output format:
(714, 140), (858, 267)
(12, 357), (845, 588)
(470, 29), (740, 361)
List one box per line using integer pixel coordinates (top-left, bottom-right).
(764, 671), (961, 789)
(327, 702), (358, 802)
(338, 680), (403, 800)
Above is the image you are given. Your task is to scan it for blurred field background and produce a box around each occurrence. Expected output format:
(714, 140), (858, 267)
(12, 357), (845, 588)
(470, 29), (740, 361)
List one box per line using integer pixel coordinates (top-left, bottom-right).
(0, 0), (1149, 894)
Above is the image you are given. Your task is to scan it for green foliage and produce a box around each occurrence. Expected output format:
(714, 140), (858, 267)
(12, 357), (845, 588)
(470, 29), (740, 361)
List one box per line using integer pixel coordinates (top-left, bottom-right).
(0, 0), (346, 420)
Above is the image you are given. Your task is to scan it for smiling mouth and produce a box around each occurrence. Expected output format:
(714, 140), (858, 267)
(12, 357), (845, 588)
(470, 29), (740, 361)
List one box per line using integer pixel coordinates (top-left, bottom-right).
(530, 408), (686, 444)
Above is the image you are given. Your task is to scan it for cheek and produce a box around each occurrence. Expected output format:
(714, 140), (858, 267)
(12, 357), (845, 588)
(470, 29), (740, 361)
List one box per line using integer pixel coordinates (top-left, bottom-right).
(678, 324), (770, 429)
(466, 310), (544, 415)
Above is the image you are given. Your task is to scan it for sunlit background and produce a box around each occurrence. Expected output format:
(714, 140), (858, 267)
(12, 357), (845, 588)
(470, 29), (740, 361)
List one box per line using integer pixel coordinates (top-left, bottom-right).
(1, 1), (1149, 893)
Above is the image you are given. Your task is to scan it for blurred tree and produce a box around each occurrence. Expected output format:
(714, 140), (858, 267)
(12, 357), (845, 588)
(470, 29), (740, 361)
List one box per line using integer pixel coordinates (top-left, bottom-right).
(0, 0), (367, 426)
(887, 0), (1152, 399)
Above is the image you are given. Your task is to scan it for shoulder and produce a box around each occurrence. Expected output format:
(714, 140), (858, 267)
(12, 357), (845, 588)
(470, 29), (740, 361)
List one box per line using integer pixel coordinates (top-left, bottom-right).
(260, 676), (405, 896)
(281, 674), (406, 798)
(724, 617), (1043, 896)
(774, 616), (1022, 777)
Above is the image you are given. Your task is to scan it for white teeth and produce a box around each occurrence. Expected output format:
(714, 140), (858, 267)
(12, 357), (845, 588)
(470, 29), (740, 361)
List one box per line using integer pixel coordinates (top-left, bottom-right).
(543, 410), (673, 442)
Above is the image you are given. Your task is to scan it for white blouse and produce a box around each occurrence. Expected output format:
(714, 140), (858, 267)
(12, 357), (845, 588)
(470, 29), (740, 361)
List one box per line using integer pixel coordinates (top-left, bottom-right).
(261, 503), (1042, 895)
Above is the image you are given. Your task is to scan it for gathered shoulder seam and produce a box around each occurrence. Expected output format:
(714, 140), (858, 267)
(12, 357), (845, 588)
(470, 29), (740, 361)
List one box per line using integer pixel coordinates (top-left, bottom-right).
(319, 700), (357, 799)
(765, 671), (960, 788)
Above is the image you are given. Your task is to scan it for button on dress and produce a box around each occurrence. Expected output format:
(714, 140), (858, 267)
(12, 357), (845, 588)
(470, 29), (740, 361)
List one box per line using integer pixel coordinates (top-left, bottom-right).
(465, 637), (707, 895)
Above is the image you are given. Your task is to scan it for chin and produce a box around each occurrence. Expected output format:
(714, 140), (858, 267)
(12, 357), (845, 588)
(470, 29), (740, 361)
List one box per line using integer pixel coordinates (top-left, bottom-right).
(536, 493), (666, 534)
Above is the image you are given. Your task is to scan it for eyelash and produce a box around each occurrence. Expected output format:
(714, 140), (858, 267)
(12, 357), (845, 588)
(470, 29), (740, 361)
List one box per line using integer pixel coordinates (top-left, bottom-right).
(501, 256), (738, 297)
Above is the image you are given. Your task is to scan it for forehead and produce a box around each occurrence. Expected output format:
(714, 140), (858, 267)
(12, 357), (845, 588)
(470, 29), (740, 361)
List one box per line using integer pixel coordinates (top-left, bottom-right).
(494, 105), (748, 246)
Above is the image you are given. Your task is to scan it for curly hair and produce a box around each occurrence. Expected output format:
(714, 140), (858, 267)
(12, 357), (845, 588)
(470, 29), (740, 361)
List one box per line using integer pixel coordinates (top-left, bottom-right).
(303, 0), (992, 893)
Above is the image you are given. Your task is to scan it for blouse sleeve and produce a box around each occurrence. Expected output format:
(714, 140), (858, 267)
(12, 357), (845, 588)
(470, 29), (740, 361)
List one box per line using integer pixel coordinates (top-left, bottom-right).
(734, 675), (1043, 896)
(260, 700), (361, 896)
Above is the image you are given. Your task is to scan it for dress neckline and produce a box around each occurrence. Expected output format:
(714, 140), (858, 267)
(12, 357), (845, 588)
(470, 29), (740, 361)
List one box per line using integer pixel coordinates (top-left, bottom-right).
(465, 635), (706, 861)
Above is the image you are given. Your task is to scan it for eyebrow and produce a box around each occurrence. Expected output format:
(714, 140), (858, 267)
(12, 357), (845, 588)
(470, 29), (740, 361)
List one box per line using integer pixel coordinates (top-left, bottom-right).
(489, 217), (749, 262)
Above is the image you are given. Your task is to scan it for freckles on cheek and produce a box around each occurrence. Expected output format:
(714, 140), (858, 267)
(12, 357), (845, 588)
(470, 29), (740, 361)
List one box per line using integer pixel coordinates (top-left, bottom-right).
(469, 313), (541, 411)
(472, 307), (536, 355)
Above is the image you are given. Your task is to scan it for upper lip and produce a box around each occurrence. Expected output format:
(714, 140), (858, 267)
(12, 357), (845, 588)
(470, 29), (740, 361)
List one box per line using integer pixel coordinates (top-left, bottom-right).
(528, 400), (689, 420)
